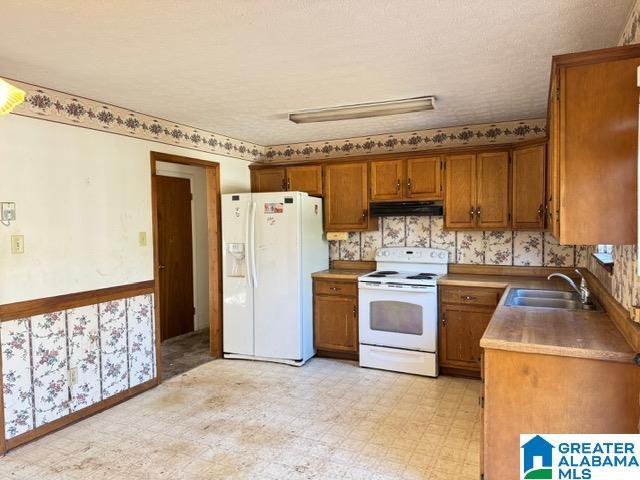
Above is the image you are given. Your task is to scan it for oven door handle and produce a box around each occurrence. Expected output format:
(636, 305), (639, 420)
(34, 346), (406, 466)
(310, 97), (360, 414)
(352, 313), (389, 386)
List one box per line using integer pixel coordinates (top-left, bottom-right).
(358, 283), (437, 293)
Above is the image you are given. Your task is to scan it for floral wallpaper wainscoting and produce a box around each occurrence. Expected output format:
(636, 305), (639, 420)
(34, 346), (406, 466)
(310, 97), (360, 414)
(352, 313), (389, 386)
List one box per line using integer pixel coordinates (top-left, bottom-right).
(330, 216), (588, 268)
(0, 294), (156, 440)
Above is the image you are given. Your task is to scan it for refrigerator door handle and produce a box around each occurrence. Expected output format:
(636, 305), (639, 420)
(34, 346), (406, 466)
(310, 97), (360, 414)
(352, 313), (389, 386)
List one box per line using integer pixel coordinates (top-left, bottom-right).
(249, 201), (258, 287)
(245, 200), (253, 287)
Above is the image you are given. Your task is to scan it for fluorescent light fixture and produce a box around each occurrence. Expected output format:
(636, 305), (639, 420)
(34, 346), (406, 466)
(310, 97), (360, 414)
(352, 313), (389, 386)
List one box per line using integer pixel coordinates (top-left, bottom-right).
(289, 96), (436, 124)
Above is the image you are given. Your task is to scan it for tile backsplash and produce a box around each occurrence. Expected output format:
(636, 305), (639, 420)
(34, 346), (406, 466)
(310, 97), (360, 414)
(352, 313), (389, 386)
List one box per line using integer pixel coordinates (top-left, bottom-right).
(329, 216), (587, 268)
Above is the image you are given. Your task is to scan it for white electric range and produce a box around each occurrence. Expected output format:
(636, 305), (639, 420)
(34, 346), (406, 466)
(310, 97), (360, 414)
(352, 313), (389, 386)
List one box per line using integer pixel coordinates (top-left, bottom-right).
(358, 247), (448, 377)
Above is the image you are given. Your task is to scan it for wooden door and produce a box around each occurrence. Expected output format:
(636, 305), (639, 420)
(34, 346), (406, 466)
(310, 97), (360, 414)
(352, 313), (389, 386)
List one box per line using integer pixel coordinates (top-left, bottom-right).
(286, 165), (323, 196)
(444, 154), (476, 229)
(324, 162), (369, 231)
(406, 156), (442, 200)
(251, 168), (285, 192)
(439, 304), (492, 372)
(476, 151), (510, 229)
(370, 159), (403, 201)
(156, 175), (195, 341)
(547, 71), (560, 237)
(314, 295), (358, 352)
(512, 145), (545, 230)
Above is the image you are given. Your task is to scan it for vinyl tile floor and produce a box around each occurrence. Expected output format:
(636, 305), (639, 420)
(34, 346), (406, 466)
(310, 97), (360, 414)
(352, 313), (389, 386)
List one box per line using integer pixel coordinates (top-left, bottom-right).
(160, 328), (212, 380)
(0, 359), (481, 479)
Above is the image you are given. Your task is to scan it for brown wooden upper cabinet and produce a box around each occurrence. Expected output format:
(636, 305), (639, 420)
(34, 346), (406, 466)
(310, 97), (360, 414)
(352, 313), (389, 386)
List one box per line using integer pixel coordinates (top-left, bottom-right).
(547, 45), (640, 244)
(251, 165), (323, 196)
(324, 161), (372, 231)
(512, 144), (545, 230)
(444, 152), (510, 230)
(251, 167), (286, 193)
(370, 155), (443, 201)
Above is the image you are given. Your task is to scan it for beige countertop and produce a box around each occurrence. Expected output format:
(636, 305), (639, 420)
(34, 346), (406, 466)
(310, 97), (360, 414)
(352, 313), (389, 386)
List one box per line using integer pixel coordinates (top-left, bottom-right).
(439, 273), (635, 363)
(311, 269), (371, 280)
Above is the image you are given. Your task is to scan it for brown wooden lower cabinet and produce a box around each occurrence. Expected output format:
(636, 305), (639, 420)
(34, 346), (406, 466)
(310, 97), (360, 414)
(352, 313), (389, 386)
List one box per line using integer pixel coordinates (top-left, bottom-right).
(313, 278), (359, 358)
(482, 349), (640, 479)
(438, 286), (503, 377)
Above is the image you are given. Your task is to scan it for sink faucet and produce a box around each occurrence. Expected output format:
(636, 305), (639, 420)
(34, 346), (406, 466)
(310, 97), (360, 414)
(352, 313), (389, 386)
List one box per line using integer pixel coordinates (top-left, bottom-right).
(547, 269), (592, 305)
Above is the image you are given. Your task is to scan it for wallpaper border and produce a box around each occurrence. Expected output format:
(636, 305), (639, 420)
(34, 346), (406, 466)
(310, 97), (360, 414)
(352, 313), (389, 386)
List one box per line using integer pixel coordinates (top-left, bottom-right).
(6, 77), (266, 163)
(263, 118), (546, 162)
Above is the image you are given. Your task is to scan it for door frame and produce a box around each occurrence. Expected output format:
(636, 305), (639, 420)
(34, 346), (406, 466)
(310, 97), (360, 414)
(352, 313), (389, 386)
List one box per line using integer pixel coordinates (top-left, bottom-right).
(150, 151), (222, 381)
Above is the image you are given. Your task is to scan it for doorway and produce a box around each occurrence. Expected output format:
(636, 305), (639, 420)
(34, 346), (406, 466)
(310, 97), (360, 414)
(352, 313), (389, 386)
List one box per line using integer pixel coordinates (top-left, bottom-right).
(150, 151), (222, 381)
(156, 175), (195, 342)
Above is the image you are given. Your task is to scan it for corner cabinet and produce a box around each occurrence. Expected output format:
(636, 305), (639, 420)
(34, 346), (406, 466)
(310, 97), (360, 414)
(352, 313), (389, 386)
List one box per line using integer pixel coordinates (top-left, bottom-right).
(547, 44), (640, 244)
(444, 152), (510, 230)
(512, 144), (546, 230)
(438, 285), (503, 377)
(324, 161), (375, 231)
(313, 278), (359, 357)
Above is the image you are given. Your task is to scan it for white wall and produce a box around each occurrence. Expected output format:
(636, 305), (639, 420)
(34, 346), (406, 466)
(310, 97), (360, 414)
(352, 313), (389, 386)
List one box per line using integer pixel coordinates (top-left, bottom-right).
(156, 161), (210, 331)
(0, 114), (250, 304)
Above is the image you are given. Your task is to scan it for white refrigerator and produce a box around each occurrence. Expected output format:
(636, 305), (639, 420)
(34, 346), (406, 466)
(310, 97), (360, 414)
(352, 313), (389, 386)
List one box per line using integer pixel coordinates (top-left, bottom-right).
(222, 191), (328, 366)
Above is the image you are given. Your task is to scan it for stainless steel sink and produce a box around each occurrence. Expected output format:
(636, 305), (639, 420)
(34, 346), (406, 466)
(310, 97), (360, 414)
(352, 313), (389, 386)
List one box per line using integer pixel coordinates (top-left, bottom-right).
(511, 289), (576, 300)
(504, 288), (601, 311)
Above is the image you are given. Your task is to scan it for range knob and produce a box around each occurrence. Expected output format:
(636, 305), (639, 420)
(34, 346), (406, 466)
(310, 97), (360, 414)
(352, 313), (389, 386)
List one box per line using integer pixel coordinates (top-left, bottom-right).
(439, 252), (446, 259)
(430, 251), (437, 258)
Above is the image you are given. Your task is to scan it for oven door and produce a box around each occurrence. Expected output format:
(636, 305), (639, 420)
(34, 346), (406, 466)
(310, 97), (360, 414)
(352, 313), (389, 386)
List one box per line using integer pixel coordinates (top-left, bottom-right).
(358, 283), (437, 352)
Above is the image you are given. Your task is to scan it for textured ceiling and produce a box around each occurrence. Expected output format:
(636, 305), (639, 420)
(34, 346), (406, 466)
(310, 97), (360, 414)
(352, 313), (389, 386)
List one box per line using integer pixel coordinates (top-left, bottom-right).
(0, 0), (633, 146)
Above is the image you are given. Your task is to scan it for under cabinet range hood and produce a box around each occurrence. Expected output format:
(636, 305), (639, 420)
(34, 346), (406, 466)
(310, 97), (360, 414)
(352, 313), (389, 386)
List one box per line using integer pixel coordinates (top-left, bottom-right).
(369, 201), (444, 217)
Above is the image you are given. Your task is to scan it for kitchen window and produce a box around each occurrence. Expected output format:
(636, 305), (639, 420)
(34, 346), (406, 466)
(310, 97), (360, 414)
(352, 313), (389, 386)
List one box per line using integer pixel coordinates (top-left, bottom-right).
(593, 244), (614, 274)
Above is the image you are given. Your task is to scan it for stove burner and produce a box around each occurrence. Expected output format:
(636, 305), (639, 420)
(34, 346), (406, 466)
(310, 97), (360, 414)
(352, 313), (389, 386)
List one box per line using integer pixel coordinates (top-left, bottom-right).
(367, 270), (398, 278)
(406, 273), (436, 280)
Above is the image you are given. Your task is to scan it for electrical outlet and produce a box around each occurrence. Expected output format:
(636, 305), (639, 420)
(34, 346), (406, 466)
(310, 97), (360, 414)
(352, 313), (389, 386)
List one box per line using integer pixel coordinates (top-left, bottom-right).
(1, 202), (15, 222)
(68, 367), (78, 386)
(11, 235), (24, 254)
(138, 231), (147, 246)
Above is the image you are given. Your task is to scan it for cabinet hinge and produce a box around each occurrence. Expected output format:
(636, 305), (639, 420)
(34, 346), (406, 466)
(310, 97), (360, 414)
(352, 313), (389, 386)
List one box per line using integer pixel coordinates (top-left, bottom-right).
(555, 87), (560, 101)
(508, 212), (511, 221)
(480, 474), (485, 480)
(479, 395), (484, 408)
(193, 306), (196, 315)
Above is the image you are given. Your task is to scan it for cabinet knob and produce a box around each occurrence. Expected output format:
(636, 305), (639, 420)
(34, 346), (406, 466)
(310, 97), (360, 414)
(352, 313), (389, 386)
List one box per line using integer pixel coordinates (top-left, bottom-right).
(329, 286), (341, 291)
(634, 353), (640, 367)
(537, 204), (544, 217)
(353, 306), (357, 318)
(476, 206), (481, 218)
(362, 209), (367, 220)
(396, 179), (401, 192)
(469, 207), (476, 218)
(462, 295), (477, 301)
(407, 178), (412, 192)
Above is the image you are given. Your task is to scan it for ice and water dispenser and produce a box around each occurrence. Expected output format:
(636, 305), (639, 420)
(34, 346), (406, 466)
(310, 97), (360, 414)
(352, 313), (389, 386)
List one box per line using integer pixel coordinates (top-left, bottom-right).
(226, 243), (246, 277)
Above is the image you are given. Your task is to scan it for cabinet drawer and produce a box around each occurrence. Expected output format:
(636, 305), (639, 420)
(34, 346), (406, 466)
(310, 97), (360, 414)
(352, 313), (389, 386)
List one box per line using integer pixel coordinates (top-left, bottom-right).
(314, 279), (357, 297)
(441, 287), (502, 307)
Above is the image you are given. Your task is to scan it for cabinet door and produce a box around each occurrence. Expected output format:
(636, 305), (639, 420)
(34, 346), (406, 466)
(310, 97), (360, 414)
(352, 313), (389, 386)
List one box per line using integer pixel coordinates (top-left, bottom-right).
(444, 154), (476, 229)
(439, 304), (492, 372)
(324, 162), (369, 231)
(512, 145), (545, 230)
(476, 152), (510, 229)
(251, 168), (285, 192)
(314, 295), (358, 352)
(547, 71), (560, 237)
(370, 159), (403, 201)
(286, 165), (323, 196)
(406, 156), (442, 200)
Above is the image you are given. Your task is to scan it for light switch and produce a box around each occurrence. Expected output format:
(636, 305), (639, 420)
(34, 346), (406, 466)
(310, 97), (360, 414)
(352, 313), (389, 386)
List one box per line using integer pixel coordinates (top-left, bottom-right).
(11, 235), (24, 254)
(68, 367), (78, 386)
(139, 231), (147, 246)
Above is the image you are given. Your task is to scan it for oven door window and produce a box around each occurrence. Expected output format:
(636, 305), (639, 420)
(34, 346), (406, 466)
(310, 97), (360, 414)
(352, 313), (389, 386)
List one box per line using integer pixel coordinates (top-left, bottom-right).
(369, 300), (423, 335)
